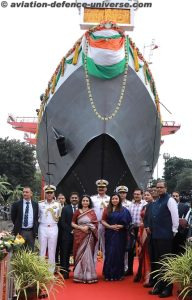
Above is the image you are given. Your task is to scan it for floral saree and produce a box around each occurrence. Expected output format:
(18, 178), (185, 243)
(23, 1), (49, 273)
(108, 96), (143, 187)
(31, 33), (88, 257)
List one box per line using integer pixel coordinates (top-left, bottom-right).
(72, 209), (98, 283)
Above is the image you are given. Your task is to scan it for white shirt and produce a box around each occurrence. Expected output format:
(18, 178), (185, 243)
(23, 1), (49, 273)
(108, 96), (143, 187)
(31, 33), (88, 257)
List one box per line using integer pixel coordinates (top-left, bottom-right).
(129, 200), (147, 226)
(122, 199), (132, 210)
(71, 204), (78, 213)
(22, 199), (34, 229)
(167, 197), (179, 233)
(91, 194), (110, 221)
(38, 200), (60, 224)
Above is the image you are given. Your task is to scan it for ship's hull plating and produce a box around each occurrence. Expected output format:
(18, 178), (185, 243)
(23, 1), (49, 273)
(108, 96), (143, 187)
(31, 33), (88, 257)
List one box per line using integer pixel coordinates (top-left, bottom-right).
(37, 65), (161, 197)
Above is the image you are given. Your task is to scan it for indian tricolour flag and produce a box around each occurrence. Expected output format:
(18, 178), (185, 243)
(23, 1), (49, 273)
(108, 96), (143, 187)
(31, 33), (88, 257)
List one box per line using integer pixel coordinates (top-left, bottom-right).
(82, 29), (128, 79)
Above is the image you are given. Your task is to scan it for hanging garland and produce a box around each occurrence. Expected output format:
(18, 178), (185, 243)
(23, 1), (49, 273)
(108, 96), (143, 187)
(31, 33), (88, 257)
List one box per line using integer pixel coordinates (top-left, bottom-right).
(84, 33), (129, 121)
(36, 22), (161, 133)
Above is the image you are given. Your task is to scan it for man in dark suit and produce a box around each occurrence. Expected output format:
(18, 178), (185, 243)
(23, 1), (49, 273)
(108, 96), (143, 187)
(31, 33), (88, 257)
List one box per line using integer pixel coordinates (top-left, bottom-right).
(59, 192), (79, 279)
(11, 186), (38, 251)
(172, 191), (189, 254)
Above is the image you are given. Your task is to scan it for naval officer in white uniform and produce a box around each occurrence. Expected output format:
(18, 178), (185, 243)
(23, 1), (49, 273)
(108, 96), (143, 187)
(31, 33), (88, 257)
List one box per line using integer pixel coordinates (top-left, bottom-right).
(91, 179), (110, 263)
(116, 185), (132, 275)
(38, 185), (60, 273)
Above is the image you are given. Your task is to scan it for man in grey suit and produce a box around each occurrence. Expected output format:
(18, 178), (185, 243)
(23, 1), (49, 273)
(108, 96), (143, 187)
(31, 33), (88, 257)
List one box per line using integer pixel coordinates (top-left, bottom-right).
(11, 186), (38, 251)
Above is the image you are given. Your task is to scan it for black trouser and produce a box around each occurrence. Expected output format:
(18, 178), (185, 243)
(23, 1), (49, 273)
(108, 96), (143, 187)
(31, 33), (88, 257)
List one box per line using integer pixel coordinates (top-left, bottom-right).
(172, 232), (187, 255)
(152, 239), (173, 293)
(128, 226), (139, 273)
(20, 229), (35, 251)
(60, 234), (73, 273)
(55, 231), (62, 264)
(148, 235), (156, 285)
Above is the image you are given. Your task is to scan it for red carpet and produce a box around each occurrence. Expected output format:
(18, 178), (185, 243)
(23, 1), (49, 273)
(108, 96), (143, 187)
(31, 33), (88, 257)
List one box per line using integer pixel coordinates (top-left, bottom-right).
(50, 259), (177, 300)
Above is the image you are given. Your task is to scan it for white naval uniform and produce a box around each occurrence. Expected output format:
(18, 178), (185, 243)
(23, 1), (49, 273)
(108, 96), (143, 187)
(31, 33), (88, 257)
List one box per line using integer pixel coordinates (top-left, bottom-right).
(122, 199), (132, 210)
(122, 199), (132, 271)
(38, 200), (60, 273)
(91, 194), (110, 263)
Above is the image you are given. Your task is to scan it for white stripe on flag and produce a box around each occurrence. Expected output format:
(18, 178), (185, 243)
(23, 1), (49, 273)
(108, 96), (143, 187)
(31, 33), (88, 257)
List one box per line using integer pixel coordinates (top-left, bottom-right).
(87, 45), (125, 66)
(92, 29), (121, 37)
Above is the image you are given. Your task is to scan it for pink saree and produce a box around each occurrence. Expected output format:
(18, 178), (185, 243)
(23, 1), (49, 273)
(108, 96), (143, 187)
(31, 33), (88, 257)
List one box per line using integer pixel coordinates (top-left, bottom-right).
(72, 209), (98, 283)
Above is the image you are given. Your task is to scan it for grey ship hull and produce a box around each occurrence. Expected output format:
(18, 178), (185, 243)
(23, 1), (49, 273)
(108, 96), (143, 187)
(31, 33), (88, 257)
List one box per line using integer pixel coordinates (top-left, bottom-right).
(37, 65), (161, 197)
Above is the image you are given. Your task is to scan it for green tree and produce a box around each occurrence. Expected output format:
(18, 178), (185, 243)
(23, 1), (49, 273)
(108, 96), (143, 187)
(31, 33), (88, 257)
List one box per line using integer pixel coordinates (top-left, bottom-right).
(176, 169), (192, 192)
(0, 175), (12, 204)
(164, 157), (192, 192)
(0, 138), (36, 188)
(31, 171), (42, 201)
(7, 184), (23, 204)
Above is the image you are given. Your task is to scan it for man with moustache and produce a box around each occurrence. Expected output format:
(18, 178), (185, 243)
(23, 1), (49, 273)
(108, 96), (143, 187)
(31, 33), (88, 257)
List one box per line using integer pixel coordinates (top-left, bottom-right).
(128, 188), (147, 275)
(55, 193), (67, 266)
(148, 181), (179, 298)
(60, 192), (79, 279)
(172, 191), (189, 254)
(91, 179), (110, 263)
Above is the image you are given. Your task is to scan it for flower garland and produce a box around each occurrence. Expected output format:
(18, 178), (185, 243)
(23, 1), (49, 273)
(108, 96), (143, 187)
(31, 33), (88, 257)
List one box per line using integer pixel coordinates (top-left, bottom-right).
(84, 31), (129, 121)
(36, 22), (161, 132)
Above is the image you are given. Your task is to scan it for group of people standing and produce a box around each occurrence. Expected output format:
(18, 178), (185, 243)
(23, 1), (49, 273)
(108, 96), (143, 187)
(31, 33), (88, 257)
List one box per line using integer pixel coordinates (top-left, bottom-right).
(10, 180), (192, 298)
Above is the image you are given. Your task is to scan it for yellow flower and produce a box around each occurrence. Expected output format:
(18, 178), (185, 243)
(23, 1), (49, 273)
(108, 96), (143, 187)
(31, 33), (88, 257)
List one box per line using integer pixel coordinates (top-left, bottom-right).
(14, 234), (25, 245)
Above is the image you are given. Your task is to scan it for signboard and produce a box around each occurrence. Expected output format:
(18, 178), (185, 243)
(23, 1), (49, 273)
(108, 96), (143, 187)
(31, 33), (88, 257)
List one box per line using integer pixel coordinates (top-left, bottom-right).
(77, 0), (135, 31)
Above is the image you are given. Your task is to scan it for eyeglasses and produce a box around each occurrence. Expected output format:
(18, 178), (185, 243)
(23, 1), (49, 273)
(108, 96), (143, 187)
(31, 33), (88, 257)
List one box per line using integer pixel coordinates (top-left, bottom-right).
(46, 192), (53, 194)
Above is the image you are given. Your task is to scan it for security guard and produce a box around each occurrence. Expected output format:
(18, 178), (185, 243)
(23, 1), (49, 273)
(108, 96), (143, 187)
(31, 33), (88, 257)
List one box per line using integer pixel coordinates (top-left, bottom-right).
(38, 185), (60, 273)
(91, 179), (110, 263)
(116, 185), (131, 209)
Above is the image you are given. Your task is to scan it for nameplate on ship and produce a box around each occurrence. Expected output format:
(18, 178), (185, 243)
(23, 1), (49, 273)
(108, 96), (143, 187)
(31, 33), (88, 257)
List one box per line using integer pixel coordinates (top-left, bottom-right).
(83, 8), (131, 24)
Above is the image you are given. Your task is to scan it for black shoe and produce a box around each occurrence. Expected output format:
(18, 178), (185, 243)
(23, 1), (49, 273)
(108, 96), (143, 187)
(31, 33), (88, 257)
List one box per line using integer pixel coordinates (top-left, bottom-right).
(149, 288), (162, 295)
(133, 274), (141, 282)
(143, 282), (154, 288)
(125, 270), (133, 276)
(158, 290), (172, 298)
(63, 272), (69, 279)
(60, 270), (69, 279)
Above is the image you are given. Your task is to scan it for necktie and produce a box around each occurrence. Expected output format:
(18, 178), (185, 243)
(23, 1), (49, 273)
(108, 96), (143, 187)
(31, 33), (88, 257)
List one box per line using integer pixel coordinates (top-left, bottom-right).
(73, 205), (77, 212)
(24, 202), (29, 227)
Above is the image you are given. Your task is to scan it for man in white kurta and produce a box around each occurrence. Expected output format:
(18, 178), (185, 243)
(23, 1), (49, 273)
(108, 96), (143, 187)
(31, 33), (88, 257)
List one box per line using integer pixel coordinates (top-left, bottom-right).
(38, 185), (60, 273)
(91, 179), (110, 263)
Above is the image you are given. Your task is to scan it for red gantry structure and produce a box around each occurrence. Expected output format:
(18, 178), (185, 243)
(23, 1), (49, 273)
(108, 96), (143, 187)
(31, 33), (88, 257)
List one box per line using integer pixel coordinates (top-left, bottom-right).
(7, 115), (180, 145)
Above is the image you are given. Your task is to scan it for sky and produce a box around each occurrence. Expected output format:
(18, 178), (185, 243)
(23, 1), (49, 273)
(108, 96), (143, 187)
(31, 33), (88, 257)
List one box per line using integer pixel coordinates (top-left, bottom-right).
(0, 0), (192, 179)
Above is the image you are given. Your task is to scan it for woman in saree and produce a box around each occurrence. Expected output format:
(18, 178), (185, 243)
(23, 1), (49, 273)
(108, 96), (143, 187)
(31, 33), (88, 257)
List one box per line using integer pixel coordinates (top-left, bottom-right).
(101, 194), (132, 281)
(134, 190), (154, 286)
(71, 195), (98, 283)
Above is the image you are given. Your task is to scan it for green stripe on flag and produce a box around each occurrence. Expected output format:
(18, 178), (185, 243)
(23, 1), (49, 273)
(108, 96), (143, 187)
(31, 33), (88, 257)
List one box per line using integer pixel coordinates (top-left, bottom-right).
(90, 33), (122, 40)
(82, 52), (126, 79)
